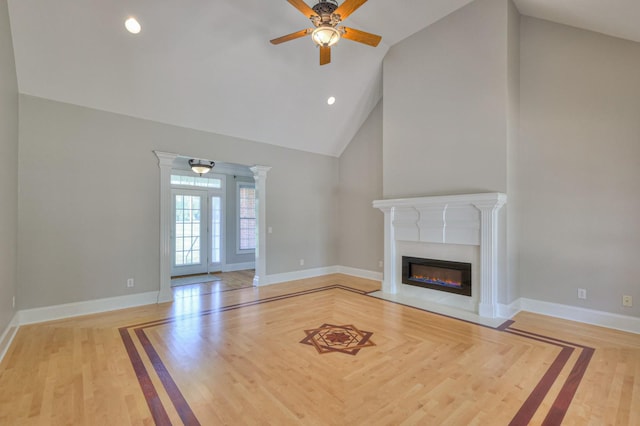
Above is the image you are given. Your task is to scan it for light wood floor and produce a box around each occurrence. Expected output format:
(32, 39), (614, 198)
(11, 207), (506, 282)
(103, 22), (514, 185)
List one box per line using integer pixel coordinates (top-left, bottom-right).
(0, 274), (638, 425)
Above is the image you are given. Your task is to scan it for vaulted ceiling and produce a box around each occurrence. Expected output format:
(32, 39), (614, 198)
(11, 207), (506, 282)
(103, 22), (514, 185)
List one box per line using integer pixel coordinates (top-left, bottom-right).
(7, 0), (640, 157)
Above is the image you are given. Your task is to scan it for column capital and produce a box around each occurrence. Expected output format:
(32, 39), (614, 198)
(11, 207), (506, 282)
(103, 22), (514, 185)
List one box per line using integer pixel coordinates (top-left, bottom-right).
(154, 151), (179, 167)
(250, 165), (272, 179)
(471, 193), (507, 212)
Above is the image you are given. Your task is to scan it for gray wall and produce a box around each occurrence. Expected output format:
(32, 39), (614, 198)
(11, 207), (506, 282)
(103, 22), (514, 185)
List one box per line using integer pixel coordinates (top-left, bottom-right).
(383, 0), (511, 199)
(382, 0), (518, 304)
(518, 17), (640, 316)
(17, 95), (338, 309)
(0, 0), (18, 331)
(505, 0), (521, 302)
(338, 100), (383, 273)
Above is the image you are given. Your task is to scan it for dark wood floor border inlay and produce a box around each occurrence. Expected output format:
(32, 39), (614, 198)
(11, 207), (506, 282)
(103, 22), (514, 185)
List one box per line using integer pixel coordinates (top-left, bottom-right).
(135, 328), (201, 426)
(508, 346), (574, 425)
(542, 346), (594, 425)
(119, 284), (595, 425)
(502, 326), (595, 426)
(118, 328), (172, 426)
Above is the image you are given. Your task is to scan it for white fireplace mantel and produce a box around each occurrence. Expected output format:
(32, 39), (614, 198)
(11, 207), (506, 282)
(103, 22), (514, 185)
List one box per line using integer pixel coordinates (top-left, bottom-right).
(373, 193), (506, 319)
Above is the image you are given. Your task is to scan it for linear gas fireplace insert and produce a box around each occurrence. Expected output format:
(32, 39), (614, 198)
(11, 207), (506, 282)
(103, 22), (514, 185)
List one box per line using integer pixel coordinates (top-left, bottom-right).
(402, 256), (472, 297)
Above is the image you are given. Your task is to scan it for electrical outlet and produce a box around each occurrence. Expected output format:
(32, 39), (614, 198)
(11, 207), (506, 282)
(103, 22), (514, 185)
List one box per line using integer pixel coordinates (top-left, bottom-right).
(622, 295), (633, 307)
(127, 278), (135, 288)
(299, 259), (304, 266)
(378, 260), (383, 268)
(577, 288), (587, 300)
(268, 226), (273, 234)
(12, 296), (15, 308)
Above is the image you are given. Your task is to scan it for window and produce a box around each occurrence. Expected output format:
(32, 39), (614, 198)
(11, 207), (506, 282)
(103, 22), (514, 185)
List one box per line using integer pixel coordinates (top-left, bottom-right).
(171, 174), (222, 189)
(238, 183), (256, 252)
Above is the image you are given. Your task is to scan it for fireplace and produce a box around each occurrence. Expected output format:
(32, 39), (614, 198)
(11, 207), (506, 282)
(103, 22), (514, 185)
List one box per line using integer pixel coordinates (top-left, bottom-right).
(402, 257), (472, 297)
(374, 193), (506, 318)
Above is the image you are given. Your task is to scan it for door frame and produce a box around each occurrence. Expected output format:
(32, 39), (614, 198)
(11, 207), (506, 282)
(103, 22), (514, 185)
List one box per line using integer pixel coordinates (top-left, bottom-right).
(208, 192), (225, 272)
(154, 151), (270, 302)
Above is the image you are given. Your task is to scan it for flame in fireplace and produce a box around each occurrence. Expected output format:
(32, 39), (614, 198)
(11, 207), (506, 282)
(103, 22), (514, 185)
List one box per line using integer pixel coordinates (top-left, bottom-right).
(410, 275), (462, 288)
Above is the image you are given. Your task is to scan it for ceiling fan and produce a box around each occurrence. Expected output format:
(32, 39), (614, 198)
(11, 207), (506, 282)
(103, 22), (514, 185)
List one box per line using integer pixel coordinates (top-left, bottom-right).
(270, 0), (382, 66)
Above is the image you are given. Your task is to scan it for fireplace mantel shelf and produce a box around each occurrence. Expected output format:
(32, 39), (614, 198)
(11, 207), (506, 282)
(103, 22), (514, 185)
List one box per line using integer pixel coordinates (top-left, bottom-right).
(373, 193), (507, 319)
(372, 193), (507, 210)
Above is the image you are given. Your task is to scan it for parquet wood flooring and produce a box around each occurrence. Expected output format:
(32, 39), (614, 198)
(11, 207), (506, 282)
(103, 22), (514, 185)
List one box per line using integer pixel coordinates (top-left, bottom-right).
(0, 274), (638, 425)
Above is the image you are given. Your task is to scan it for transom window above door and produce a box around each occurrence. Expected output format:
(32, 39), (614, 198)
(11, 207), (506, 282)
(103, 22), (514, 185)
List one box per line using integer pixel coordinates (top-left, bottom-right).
(171, 174), (222, 189)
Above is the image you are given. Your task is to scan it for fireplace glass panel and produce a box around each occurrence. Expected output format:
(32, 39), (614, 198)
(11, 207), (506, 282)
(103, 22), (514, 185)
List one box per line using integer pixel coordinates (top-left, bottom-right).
(402, 256), (471, 296)
(409, 265), (463, 289)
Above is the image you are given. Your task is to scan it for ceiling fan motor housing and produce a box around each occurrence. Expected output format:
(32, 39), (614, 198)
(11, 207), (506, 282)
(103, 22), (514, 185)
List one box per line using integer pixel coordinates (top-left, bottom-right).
(312, 0), (342, 27)
(312, 0), (339, 15)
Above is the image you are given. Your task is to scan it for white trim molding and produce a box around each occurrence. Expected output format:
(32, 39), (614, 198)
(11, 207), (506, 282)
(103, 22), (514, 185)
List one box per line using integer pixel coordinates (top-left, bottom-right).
(336, 266), (383, 282)
(265, 266), (340, 286)
(154, 151), (179, 303)
(251, 265), (381, 287)
(0, 313), (19, 363)
(472, 198), (507, 317)
(250, 165), (271, 286)
(518, 298), (640, 335)
(18, 291), (160, 325)
(222, 261), (256, 272)
(498, 298), (522, 319)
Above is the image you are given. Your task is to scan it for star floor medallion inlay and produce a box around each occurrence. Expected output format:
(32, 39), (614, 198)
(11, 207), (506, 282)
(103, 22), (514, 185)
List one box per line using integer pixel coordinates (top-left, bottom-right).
(300, 323), (375, 355)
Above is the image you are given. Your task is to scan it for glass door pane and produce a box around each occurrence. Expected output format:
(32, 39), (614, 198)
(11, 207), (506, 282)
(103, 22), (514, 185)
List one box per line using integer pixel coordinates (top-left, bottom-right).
(172, 190), (208, 276)
(210, 196), (222, 265)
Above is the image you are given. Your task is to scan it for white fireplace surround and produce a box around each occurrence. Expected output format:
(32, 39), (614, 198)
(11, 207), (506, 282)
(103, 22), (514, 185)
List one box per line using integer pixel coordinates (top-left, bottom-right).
(373, 193), (507, 319)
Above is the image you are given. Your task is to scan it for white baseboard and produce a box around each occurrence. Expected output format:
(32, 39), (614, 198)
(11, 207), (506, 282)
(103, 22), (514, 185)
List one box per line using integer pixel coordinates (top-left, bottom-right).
(222, 261), (255, 272)
(498, 298), (522, 319)
(518, 297), (640, 334)
(0, 313), (19, 364)
(264, 266), (340, 286)
(336, 266), (383, 282)
(263, 265), (382, 286)
(18, 291), (160, 325)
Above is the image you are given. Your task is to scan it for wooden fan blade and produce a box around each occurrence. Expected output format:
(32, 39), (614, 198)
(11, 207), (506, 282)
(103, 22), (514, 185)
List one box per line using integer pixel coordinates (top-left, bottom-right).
(270, 29), (311, 45)
(341, 27), (381, 47)
(320, 46), (331, 65)
(287, 0), (317, 18)
(334, 0), (368, 20)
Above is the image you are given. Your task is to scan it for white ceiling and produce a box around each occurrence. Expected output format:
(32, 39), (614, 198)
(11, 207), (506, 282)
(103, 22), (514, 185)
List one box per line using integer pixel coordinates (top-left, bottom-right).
(7, 0), (640, 157)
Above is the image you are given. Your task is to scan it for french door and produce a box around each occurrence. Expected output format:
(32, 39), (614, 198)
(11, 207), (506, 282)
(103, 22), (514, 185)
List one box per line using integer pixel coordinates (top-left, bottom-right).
(171, 189), (223, 276)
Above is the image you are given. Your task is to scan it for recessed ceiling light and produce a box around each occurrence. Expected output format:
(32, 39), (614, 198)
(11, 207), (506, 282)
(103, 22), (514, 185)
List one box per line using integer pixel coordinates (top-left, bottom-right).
(327, 96), (336, 105)
(125, 17), (141, 34)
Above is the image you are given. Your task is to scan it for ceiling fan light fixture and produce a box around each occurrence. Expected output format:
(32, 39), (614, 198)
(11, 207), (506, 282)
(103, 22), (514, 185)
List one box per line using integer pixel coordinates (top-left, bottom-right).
(271, 0), (381, 65)
(312, 26), (341, 47)
(188, 159), (215, 176)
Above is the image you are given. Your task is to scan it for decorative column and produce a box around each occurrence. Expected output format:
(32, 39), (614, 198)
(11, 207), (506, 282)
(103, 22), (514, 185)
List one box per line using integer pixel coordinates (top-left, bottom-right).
(374, 204), (397, 293)
(473, 195), (506, 318)
(154, 151), (179, 303)
(250, 165), (271, 286)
